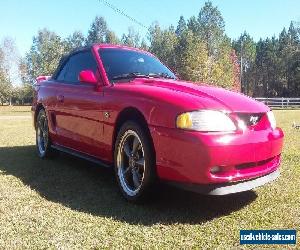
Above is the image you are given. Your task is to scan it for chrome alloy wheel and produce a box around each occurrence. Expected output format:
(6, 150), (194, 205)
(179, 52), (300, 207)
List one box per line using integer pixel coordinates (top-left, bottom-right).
(37, 113), (49, 156)
(117, 130), (145, 197)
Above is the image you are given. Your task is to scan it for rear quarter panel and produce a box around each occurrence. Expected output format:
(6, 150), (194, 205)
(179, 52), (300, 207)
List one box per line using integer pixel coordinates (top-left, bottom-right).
(32, 81), (58, 140)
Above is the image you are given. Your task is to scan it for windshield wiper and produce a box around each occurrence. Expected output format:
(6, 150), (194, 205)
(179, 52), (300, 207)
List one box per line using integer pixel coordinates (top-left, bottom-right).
(112, 72), (150, 81)
(112, 72), (176, 81)
(148, 72), (176, 79)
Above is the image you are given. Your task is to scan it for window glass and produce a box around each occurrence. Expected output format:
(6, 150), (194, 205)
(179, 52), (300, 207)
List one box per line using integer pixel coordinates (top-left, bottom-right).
(57, 51), (98, 83)
(98, 48), (176, 82)
(56, 62), (68, 81)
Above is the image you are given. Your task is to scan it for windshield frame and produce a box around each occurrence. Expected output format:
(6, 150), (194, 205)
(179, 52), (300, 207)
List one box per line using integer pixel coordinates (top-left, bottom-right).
(98, 47), (176, 84)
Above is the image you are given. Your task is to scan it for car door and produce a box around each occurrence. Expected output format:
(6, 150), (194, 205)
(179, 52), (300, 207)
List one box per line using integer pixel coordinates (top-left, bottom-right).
(54, 50), (105, 158)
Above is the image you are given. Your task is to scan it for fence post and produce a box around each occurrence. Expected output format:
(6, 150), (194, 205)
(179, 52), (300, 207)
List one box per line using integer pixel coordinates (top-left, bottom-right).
(281, 97), (284, 108)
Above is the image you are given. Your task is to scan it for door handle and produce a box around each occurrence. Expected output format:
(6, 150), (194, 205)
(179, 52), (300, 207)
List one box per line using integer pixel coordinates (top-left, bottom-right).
(57, 95), (64, 103)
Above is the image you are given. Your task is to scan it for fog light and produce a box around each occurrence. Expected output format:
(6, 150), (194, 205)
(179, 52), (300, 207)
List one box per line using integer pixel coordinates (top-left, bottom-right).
(210, 166), (222, 174)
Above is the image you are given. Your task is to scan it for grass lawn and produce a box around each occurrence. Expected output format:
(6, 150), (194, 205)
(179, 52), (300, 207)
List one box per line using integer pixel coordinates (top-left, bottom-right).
(0, 106), (299, 249)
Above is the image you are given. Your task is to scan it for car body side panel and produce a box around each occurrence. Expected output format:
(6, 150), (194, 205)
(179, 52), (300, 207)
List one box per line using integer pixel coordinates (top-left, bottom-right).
(32, 81), (58, 142)
(53, 83), (106, 158)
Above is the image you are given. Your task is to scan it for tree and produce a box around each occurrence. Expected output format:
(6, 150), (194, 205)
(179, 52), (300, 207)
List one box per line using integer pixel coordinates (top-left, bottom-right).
(291, 49), (300, 95)
(10, 83), (33, 105)
(148, 23), (178, 71)
(187, 16), (199, 34)
(105, 31), (120, 44)
(148, 2), (238, 90)
(248, 22), (300, 97)
(175, 16), (187, 36)
(121, 27), (141, 47)
(233, 32), (256, 94)
(0, 47), (12, 105)
(230, 50), (241, 92)
(286, 22), (300, 95)
(19, 58), (31, 85)
(25, 29), (66, 83)
(0, 82), (12, 105)
(175, 30), (208, 82)
(0, 47), (8, 84)
(140, 39), (149, 50)
(65, 31), (85, 52)
(0, 38), (19, 105)
(210, 37), (236, 89)
(197, 1), (225, 58)
(86, 16), (108, 45)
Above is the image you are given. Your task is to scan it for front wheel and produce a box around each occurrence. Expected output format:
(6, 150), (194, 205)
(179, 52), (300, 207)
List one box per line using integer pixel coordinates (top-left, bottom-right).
(114, 121), (156, 202)
(36, 109), (55, 158)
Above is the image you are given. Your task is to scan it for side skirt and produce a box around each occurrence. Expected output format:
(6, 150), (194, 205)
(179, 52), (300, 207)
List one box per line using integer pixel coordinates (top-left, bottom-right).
(51, 144), (112, 168)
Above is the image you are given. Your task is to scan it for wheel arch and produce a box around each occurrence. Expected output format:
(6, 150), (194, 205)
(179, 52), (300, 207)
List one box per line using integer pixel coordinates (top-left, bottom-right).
(112, 107), (156, 163)
(34, 103), (45, 130)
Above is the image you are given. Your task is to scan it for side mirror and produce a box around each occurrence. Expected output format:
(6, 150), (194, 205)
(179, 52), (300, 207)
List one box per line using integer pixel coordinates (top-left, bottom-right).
(79, 70), (98, 84)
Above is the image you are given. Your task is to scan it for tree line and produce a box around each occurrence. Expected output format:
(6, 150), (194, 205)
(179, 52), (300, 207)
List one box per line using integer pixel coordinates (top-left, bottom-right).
(0, 1), (299, 105)
(233, 23), (300, 97)
(0, 38), (33, 105)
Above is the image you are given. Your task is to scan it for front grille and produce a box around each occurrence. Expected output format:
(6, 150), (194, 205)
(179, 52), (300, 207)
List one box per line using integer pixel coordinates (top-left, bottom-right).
(235, 157), (276, 170)
(236, 113), (264, 126)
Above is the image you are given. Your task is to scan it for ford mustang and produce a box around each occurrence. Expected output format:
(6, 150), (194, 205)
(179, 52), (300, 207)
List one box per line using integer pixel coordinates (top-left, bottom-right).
(32, 44), (284, 202)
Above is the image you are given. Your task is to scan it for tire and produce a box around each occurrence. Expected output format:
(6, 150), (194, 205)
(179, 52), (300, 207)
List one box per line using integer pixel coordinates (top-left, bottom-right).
(36, 109), (55, 158)
(114, 121), (156, 202)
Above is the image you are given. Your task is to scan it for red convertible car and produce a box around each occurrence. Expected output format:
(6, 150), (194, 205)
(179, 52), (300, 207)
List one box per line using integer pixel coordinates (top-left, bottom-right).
(32, 44), (284, 202)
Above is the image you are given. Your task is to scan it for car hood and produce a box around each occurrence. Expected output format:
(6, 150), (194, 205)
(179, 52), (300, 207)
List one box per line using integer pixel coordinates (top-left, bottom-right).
(131, 78), (269, 113)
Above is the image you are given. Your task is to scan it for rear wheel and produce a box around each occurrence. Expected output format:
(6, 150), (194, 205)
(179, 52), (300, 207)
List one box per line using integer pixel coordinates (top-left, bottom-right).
(36, 109), (55, 158)
(114, 121), (156, 202)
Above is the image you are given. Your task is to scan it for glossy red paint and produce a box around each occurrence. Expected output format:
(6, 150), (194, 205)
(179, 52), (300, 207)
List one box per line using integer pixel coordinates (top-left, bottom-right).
(78, 70), (98, 84)
(36, 75), (51, 83)
(32, 44), (284, 192)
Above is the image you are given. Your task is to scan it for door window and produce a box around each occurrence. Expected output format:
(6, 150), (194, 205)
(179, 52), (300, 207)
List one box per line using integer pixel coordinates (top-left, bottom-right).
(56, 62), (68, 81)
(56, 51), (98, 84)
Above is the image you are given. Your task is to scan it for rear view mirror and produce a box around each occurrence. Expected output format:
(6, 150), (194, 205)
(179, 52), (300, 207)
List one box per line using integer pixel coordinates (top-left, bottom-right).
(79, 70), (98, 84)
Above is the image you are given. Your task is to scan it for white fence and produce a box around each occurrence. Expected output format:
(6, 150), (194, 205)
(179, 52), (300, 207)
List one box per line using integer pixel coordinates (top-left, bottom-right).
(254, 97), (300, 109)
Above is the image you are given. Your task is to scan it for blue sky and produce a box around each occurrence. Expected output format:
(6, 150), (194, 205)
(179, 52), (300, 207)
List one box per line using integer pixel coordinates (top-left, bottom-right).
(0, 0), (299, 56)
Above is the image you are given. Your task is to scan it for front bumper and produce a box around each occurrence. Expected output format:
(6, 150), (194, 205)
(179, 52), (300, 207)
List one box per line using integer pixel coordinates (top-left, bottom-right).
(168, 169), (280, 195)
(150, 126), (284, 185)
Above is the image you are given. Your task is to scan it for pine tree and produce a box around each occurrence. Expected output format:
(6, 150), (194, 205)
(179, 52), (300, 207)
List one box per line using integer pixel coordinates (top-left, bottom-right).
(233, 32), (256, 94)
(210, 37), (235, 89)
(105, 31), (120, 44)
(139, 39), (149, 51)
(197, 1), (225, 58)
(175, 30), (208, 82)
(65, 31), (85, 52)
(86, 16), (108, 45)
(187, 16), (199, 34)
(121, 27), (141, 47)
(148, 23), (178, 71)
(175, 16), (187, 36)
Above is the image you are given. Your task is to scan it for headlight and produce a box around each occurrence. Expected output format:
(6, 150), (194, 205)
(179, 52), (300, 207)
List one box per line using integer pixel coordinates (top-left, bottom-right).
(267, 111), (276, 129)
(176, 110), (236, 132)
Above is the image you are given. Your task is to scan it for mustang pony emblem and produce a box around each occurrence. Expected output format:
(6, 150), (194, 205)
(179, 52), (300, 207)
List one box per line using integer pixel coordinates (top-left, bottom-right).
(249, 115), (259, 125)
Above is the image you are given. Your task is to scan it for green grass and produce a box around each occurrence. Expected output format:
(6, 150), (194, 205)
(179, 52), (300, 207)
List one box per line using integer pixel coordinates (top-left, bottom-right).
(0, 105), (32, 116)
(0, 106), (299, 249)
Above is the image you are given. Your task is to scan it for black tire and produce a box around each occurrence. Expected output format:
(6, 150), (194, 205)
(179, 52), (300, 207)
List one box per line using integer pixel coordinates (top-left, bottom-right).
(114, 121), (156, 202)
(36, 109), (56, 159)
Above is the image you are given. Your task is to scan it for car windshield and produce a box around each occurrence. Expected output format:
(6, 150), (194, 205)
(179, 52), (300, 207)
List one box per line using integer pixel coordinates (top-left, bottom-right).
(98, 48), (176, 82)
